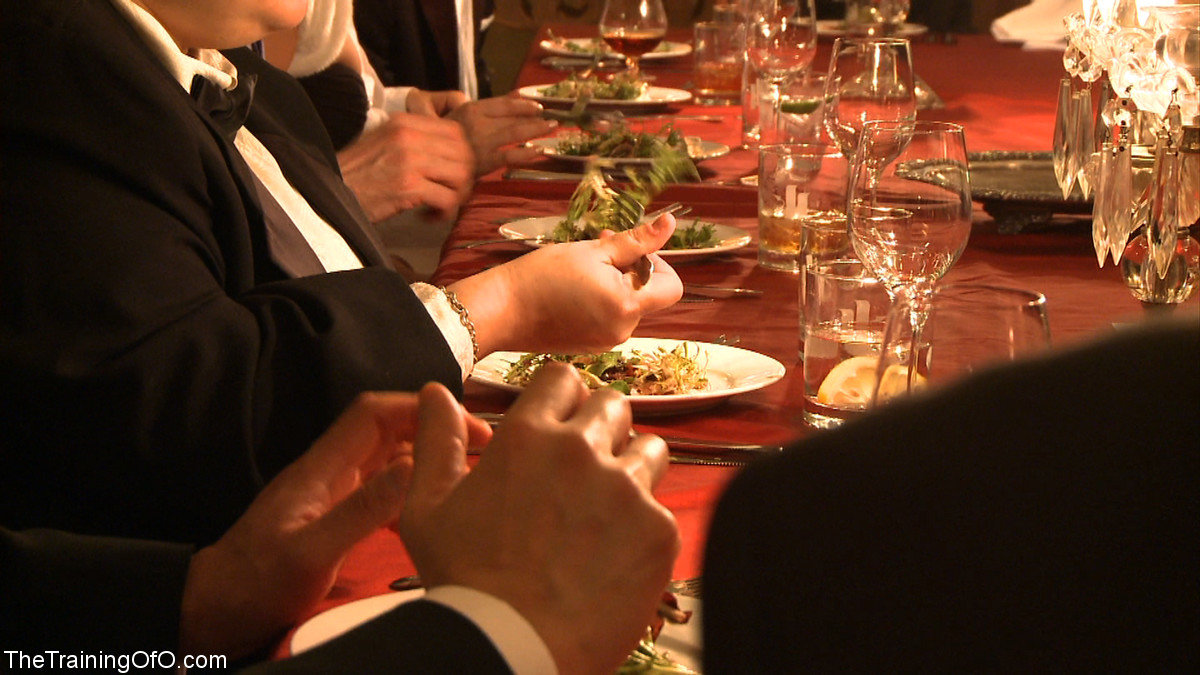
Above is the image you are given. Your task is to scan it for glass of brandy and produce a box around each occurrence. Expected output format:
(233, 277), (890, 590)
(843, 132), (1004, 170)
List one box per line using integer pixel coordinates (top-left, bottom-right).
(599, 0), (669, 79)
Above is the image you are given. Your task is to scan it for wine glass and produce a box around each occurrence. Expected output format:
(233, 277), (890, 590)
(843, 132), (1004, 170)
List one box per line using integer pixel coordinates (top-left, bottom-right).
(847, 120), (971, 387)
(872, 284), (1051, 403)
(844, 0), (912, 36)
(599, 0), (668, 80)
(823, 37), (916, 159)
(746, 0), (819, 143)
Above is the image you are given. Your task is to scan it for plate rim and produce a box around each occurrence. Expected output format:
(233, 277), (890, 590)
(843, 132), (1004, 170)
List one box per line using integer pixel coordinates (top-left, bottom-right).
(538, 37), (693, 60)
(470, 337), (786, 406)
(496, 215), (752, 258)
(290, 589), (425, 656)
(815, 19), (929, 38)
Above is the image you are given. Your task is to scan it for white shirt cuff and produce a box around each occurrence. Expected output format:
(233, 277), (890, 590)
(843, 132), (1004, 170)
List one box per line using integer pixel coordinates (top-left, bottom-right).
(411, 282), (474, 381)
(424, 585), (558, 675)
(383, 86), (416, 113)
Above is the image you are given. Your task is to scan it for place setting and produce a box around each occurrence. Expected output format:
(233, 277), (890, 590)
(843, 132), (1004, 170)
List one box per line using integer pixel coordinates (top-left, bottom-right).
(519, 0), (693, 110)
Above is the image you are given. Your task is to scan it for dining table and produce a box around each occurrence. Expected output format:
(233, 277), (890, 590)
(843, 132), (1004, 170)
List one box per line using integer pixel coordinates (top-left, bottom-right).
(277, 23), (1199, 662)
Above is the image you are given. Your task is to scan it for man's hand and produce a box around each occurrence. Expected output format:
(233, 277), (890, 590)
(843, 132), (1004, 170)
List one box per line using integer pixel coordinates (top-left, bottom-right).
(180, 391), (491, 659)
(405, 89), (470, 117)
(336, 113), (475, 222)
(400, 367), (680, 674)
(445, 96), (558, 175)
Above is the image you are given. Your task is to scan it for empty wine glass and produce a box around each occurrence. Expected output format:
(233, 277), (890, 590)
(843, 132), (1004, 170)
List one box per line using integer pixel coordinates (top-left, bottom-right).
(872, 284), (1051, 403)
(747, 0), (819, 143)
(823, 37), (917, 159)
(847, 120), (972, 387)
(599, 0), (668, 80)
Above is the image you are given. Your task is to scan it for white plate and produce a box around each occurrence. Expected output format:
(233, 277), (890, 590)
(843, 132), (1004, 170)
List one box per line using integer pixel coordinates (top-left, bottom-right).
(498, 216), (752, 261)
(291, 590), (702, 670)
(291, 589), (424, 655)
(519, 84), (693, 109)
(471, 337), (786, 416)
(816, 20), (929, 38)
(527, 135), (731, 165)
(539, 37), (692, 61)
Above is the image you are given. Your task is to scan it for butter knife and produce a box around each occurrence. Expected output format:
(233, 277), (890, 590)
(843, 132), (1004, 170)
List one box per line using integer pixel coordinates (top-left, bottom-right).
(471, 412), (785, 455)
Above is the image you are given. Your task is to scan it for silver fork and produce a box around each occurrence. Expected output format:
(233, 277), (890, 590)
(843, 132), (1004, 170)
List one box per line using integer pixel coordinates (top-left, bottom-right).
(668, 577), (702, 599)
(620, 202), (688, 288)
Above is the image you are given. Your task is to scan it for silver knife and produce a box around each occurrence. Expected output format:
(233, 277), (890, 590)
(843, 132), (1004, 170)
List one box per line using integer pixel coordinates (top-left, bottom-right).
(471, 412), (785, 455)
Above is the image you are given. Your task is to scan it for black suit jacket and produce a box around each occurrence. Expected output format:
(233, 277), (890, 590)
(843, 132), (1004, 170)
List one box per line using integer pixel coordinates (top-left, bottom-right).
(1, 0), (461, 544)
(703, 320), (1200, 672)
(355, 0), (494, 97)
(0, 528), (511, 673)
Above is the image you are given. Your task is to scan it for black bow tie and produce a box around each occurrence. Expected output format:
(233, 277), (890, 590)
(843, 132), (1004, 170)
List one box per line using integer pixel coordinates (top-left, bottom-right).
(190, 73), (257, 141)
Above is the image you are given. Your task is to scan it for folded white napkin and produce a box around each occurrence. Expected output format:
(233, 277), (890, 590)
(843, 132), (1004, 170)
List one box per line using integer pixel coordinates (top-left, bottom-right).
(991, 0), (1082, 50)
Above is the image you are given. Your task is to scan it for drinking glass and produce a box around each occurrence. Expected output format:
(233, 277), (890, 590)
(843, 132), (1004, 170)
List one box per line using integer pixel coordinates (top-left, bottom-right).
(694, 20), (745, 104)
(599, 0), (669, 79)
(801, 259), (892, 428)
(847, 120), (971, 384)
(747, 0), (819, 143)
(872, 284), (1050, 402)
(844, 0), (911, 35)
(823, 37), (916, 159)
(771, 73), (829, 143)
(758, 143), (849, 271)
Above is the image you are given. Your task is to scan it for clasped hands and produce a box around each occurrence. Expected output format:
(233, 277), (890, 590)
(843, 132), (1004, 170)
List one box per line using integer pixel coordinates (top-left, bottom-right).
(181, 363), (679, 674)
(339, 90), (555, 222)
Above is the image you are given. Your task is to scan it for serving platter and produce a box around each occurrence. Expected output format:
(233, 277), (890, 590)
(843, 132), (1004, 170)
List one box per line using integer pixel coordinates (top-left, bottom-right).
(526, 135), (731, 166)
(498, 216), (752, 261)
(471, 337), (785, 416)
(518, 84), (692, 109)
(900, 151), (1093, 233)
(538, 37), (692, 61)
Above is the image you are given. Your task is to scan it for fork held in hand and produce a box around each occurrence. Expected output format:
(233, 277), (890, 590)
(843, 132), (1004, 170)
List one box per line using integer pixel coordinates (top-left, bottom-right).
(628, 202), (688, 288)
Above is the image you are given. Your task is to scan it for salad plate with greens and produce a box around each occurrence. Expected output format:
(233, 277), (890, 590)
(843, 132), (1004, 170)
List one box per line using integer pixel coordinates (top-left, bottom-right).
(498, 215), (749, 260)
(499, 141), (748, 259)
(527, 124), (730, 166)
(519, 72), (691, 108)
(470, 338), (786, 415)
(539, 35), (692, 61)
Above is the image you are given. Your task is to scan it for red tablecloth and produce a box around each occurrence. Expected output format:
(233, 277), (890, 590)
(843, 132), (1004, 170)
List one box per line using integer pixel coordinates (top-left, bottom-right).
(278, 25), (1198, 659)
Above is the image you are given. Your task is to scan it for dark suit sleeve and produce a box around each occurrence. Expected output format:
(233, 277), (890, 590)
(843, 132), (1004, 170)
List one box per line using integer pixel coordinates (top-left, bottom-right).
(703, 320), (1200, 672)
(0, 527), (191, 655)
(1, 0), (460, 543)
(242, 600), (512, 674)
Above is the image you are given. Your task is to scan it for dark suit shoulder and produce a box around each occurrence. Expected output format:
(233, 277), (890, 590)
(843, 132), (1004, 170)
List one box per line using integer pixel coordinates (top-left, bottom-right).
(704, 320), (1200, 672)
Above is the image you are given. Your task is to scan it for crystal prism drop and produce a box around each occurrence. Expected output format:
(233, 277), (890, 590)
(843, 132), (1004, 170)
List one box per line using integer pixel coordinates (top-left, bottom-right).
(1053, 79), (1077, 199)
(1109, 141), (1135, 264)
(1147, 139), (1180, 277)
(1178, 145), (1200, 229)
(1074, 90), (1096, 199)
(1112, 0), (1140, 27)
(1092, 143), (1112, 267)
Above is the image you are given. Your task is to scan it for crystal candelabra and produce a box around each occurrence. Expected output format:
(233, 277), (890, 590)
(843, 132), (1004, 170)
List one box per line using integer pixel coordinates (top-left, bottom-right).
(1056, 0), (1199, 307)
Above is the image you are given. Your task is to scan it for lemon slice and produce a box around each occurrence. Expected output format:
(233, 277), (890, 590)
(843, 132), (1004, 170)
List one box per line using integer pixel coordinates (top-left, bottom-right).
(875, 364), (927, 402)
(817, 357), (926, 406)
(816, 356), (879, 407)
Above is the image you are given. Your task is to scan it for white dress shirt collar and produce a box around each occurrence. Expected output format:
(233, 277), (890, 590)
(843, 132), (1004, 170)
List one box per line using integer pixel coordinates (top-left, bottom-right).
(108, 0), (239, 93)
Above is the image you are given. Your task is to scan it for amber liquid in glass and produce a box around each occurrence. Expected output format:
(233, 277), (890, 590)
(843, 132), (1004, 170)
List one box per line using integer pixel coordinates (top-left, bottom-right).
(602, 30), (666, 59)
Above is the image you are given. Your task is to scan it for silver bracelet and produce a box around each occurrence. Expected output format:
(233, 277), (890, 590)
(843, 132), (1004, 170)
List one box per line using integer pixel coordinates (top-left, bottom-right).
(439, 286), (479, 364)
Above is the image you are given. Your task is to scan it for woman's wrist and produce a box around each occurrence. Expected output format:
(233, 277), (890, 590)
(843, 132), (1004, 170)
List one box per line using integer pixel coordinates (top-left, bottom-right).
(447, 266), (519, 358)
